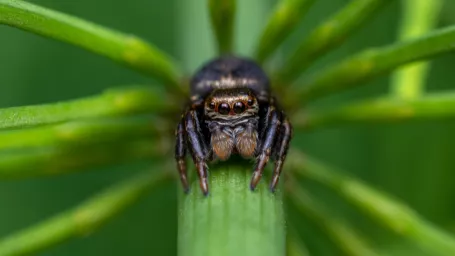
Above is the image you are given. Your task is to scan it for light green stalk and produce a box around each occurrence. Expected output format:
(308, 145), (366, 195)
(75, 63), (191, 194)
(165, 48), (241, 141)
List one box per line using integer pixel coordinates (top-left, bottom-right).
(255, 0), (316, 63)
(391, 0), (443, 99)
(0, 0), (182, 90)
(287, 181), (378, 256)
(208, 0), (236, 54)
(0, 86), (175, 130)
(289, 151), (455, 255)
(178, 163), (286, 256)
(289, 25), (455, 105)
(0, 170), (170, 256)
(276, 0), (390, 83)
(292, 92), (455, 130)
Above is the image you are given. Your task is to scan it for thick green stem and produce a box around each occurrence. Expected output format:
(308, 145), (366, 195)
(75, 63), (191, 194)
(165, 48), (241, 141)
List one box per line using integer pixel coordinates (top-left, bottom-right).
(178, 163), (286, 256)
(0, 0), (182, 90)
(391, 0), (443, 99)
(289, 25), (455, 105)
(0, 86), (175, 130)
(287, 181), (378, 256)
(255, 0), (315, 63)
(276, 0), (390, 83)
(0, 169), (170, 256)
(289, 151), (455, 255)
(208, 0), (236, 54)
(293, 92), (455, 130)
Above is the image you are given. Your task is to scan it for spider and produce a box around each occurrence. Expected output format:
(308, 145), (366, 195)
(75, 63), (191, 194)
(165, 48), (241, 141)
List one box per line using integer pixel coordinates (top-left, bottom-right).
(175, 56), (292, 195)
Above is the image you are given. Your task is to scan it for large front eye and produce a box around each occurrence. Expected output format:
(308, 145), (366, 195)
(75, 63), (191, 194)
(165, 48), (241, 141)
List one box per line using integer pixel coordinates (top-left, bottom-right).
(233, 102), (246, 114)
(218, 103), (230, 115)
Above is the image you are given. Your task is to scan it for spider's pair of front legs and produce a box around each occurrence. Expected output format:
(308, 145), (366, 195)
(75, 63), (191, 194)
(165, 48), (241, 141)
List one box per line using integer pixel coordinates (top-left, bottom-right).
(175, 105), (292, 196)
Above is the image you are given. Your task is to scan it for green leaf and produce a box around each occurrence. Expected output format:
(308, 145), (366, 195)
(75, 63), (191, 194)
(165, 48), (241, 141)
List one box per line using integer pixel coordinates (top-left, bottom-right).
(255, 0), (315, 63)
(289, 24), (455, 104)
(0, 169), (170, 256)
(287, 181), (379, 256)
(276, 0), (390, 83)
(178, 163), (285, 256)
(390, 0), (443, 99)
(289, 152), (455, 255)
(208, 0), (236, 54)
(293, 92), (455, 130)
(0, 0), (182, 90)
(0, 86), (176, 130)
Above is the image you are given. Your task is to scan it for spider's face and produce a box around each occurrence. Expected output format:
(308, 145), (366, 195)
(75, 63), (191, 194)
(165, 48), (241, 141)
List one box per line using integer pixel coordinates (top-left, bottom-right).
(204, 88), (259, 121)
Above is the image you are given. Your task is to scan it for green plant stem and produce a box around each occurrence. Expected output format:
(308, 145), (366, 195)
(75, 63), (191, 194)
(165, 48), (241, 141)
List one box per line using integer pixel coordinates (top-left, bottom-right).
(0, 116), (167, 150)
(208, 0), (236, 54)
(0, 0), (182, 90)
(0, 139), (165, 178)
(178, 162), (286, 256)
(289, 151), (455, 255)
(391, 0), (443, 99)
(276, 0), (390, 83)
(0, 86), (175, 130)
(292, 92), (455, 130)
(0, 169), (170, 256)
(286, 180), (378, 256)
(255, 0), (315, 63)
(289, 25), (455, 105)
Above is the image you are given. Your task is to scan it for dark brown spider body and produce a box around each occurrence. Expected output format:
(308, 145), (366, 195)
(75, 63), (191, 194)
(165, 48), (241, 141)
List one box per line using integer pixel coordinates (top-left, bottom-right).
(175, 56), (292, 195)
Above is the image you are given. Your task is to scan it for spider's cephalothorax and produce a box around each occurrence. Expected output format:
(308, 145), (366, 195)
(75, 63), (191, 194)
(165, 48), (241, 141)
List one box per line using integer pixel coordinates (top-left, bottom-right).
(175, 56), (292, 195)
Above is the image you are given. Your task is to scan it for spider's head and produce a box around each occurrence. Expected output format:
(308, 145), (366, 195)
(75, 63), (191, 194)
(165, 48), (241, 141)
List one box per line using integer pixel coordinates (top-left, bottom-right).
(204, 88), (259, 120)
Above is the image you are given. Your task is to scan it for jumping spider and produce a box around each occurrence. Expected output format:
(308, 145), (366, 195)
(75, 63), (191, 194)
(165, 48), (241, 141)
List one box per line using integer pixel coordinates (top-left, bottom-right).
(175, 56), (292, 195)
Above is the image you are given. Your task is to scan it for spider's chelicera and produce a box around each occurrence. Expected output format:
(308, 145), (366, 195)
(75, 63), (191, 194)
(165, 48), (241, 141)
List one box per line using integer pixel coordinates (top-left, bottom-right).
(175, 56), (292, 195)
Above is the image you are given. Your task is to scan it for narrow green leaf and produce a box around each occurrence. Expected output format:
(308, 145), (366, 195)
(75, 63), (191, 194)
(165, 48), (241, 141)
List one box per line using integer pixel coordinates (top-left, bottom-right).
(287, 181), (378, 256)
(0, 170), (170, 256)
(0, 116), (167, 151)
(293, 92), (455, 130)
(208, 0), (236, 54)
(255, 0), (316, 63)
(276, 0), (390, 82)
(391, 0), (443, 99)
(0, 86), (176, 130)
(0, 140), (164, 178)
(289, 152), (455, 255)
(289, 25), (455, 104)
(0, 0), (182, 90)
(178, 163), (286, 256)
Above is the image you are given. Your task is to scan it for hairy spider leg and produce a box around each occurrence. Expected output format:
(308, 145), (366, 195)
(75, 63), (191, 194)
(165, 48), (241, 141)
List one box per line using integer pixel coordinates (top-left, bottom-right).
(175, 117), (189, 193)
(250, 106), (282, 191)
(185, 109), (210, 196)
(270, 117), (292, 192)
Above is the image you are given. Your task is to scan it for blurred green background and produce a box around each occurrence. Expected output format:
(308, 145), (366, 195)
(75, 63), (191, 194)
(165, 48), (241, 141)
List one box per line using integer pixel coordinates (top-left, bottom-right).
(1, 0), (455, 255)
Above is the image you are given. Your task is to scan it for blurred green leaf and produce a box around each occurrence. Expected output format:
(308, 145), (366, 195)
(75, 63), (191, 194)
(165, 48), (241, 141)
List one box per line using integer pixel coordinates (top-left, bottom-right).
(276, 0), (390, 83)
(0, 169), (170, 256)
(289, 24), (455, 105)
(0, 0), (182, 90)
(289, 152), (455, 255)
(255, 0), (315, 63)
(293, 92), (455, 130)
(208, 0), (236, 54)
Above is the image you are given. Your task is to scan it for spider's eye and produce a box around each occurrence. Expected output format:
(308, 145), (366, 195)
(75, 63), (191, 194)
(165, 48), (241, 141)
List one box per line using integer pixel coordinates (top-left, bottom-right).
(247, 98), (254, 106)
(209, 102), (216, 109)
(218, 103), (230, 115)
(233, 102), (246, 114)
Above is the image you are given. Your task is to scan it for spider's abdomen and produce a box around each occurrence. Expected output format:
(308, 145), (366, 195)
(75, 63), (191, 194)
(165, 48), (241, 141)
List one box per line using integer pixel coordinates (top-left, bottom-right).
(190, 56), (270, 104)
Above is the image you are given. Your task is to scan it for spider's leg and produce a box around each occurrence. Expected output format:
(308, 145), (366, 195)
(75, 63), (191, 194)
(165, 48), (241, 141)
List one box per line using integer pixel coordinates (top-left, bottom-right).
(270, 116), (292, 192)
(185, 109), (210, 196)
(175, 116), (189, 193)
(250, 106), (282, 191)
